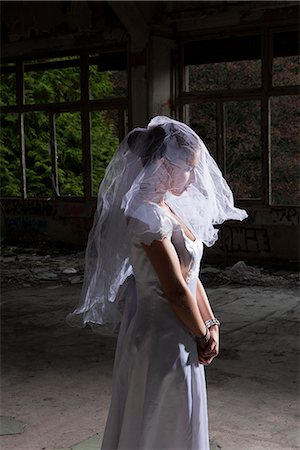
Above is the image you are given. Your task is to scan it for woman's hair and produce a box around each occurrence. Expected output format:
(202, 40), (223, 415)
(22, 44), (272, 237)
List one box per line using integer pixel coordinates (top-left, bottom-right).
(128, 125), (166, 166)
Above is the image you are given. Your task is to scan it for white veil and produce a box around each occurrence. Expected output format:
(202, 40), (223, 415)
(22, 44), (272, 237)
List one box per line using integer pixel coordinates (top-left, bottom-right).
(66, 116), (248, 335)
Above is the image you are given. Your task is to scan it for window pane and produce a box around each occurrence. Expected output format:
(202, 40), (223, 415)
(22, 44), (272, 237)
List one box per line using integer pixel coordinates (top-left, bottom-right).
(24, 57), (80, 104)
(89, 67), (127, 100)
(91, 110), (120, 196)
(24, 112), (52, 197)
(188, 59), (261, 91)
(271, 95), (300, 205)
(0, 113), (21, 196)
(56, 112), (83, 196)
(0, 65), (16, 106)
(188, 103), (216, 159)
(225, 100), (261, 199)
(273, 55), (300, 87)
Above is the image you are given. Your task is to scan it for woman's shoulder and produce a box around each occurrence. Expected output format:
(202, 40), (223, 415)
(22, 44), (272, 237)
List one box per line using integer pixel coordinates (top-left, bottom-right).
(126, 202), (174, 246)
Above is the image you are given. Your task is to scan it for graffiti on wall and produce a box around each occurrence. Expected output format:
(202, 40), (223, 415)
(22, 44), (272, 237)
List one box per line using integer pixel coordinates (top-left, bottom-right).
(221, 226), (271, 253)
(0, 200), (299, 254)
(247, 207), (300, 226)
(270, 207), (299, 226)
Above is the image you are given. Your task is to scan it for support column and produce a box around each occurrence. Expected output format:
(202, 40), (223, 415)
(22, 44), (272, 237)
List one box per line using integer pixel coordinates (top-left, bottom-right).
(128, 39), (149, 128)
(148, 36), (175, 120)
(107, 1), (149, 128)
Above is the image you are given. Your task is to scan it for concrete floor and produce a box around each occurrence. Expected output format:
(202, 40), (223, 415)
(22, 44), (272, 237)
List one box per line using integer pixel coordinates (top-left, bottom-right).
(1, 279), (299, 450)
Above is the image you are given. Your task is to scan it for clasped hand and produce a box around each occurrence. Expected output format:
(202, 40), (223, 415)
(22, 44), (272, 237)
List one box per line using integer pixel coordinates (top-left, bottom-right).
(197, 326), (219, 365)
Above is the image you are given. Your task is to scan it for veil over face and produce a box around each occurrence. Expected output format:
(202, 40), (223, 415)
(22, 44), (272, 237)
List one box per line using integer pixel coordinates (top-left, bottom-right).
(66, 116), (248, 334)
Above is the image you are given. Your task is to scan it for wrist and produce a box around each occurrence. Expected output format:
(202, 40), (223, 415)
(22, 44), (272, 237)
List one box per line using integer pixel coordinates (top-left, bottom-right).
(194, 327), (211, 346)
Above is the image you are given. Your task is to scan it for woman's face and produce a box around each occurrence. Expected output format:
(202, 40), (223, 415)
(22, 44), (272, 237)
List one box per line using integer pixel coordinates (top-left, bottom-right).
(164, 150), (200, 196)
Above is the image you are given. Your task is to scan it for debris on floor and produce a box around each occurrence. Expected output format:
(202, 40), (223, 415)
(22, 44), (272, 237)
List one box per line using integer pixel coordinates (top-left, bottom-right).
(1, 245), (298, 288)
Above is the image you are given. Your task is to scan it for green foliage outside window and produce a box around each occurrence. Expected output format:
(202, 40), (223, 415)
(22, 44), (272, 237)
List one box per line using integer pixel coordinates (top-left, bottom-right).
(0, 61), (122, 197)
(0, 113), (20, 196)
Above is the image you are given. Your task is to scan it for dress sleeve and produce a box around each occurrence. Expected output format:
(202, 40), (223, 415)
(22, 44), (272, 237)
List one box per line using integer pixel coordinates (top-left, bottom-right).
(126, 203), (174, 246)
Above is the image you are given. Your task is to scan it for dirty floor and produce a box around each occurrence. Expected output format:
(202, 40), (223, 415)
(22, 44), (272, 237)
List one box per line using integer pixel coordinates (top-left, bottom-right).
(1, 254), (299, 450)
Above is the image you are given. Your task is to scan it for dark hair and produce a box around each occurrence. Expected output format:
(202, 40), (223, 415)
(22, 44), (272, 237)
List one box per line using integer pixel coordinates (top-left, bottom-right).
(128, 125), (166, 166)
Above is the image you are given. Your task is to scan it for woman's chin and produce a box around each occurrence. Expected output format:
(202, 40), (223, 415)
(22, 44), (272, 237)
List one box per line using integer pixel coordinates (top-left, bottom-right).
(170, 188), (186, 196)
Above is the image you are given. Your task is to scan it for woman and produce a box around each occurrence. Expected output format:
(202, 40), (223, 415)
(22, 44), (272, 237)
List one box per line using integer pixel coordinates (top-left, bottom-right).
(66, 116), (248, 449)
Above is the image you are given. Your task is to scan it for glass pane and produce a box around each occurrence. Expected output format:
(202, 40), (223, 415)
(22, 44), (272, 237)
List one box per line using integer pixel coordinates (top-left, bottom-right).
(24, 112), (52, 197)
(91, 110), (120, 196)
(0, 66), (16, 106)
(225, 100), (261, 199)
(89, 67), (127, 100)
(188, 60), (261, 91)
(273, 55), (300, 87)
(24, 57), (80, 104)
(188, 103), (217, 159)
(271, 95), (300, 205)
(56, 112), (83, 196)
(0, 113), (21, 196)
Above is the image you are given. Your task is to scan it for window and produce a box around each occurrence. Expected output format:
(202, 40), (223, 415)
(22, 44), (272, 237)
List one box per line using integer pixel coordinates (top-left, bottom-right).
(271, 95), (300, 205)
(188, 102), (216, 159)
(185, 35), (261, 91)
(0, 51), (128, 199)
(225, 100), (261, 200)
(182, 30), (299, 206)
(24, 56), (81, 104)
(0, 113), (20, 196)
(91, 110), (120, 196)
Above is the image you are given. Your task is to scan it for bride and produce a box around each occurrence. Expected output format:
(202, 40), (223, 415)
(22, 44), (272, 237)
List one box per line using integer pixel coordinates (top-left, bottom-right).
(66, 116), (248, 449)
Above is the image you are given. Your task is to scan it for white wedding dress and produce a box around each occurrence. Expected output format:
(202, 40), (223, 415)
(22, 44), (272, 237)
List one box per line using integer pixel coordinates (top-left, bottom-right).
(101, 203), (209, 450)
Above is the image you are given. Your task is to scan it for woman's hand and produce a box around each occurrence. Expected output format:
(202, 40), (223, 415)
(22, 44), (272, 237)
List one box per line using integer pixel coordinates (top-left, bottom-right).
(197, 325), (219, 365)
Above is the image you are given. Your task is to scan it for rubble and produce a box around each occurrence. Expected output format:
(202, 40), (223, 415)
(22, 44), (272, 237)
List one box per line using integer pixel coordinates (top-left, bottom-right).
(0, 246), (299, 288)
(0, 245), (85, 287)
(62, 268), (78, 274)
(201, 260), (299, 287)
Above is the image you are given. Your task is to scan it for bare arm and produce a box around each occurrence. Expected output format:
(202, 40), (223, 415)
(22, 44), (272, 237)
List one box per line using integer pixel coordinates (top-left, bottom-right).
(196, 277), (220, 363)
(141, 238), (207, 338)
(195, 277), (216, 322)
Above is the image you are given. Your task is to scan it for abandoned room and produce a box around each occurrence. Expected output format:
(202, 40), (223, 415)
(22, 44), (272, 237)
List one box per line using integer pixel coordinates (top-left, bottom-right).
(0, 1), (299, 449)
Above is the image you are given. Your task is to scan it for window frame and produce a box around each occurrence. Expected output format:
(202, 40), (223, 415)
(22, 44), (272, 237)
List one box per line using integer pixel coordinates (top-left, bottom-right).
(178, 26), (300, 207)
(0, 48), (128, 200)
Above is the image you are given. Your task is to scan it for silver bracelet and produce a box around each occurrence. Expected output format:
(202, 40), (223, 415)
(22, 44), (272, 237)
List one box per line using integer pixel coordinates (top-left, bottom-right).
(205, 318), (221, 329)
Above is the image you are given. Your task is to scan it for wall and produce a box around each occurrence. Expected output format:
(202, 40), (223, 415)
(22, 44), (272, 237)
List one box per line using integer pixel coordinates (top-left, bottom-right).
(1, 199), (299, 268)
(209, 205), (299, 268)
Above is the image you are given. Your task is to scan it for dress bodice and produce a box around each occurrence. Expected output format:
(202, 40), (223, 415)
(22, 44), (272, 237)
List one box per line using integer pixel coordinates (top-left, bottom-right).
(129, 217), (203, 290)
